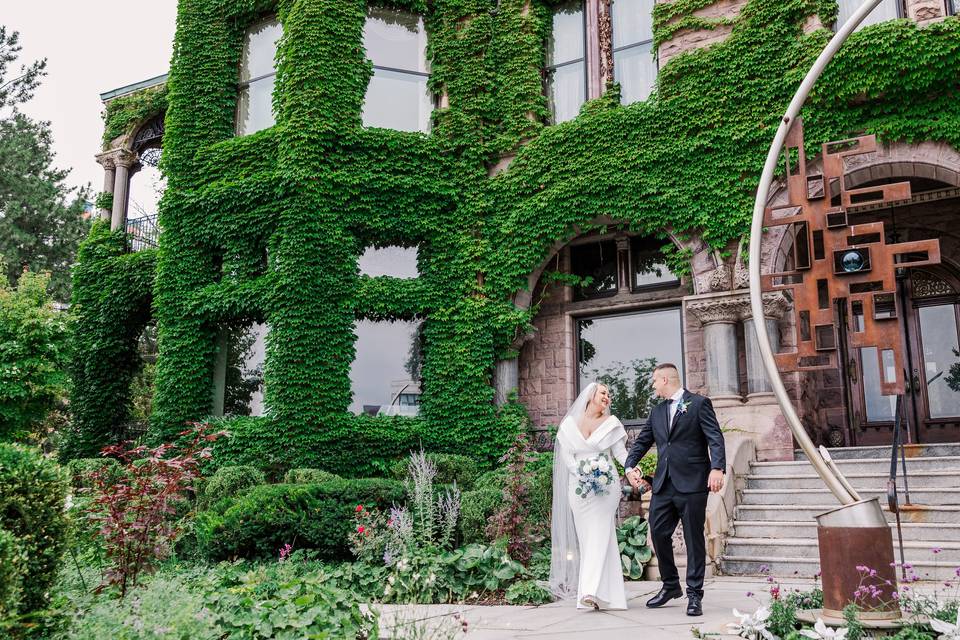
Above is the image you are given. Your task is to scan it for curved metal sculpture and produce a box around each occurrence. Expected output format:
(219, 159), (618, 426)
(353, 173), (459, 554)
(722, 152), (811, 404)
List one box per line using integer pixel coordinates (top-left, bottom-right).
(749, 0), (893, 504)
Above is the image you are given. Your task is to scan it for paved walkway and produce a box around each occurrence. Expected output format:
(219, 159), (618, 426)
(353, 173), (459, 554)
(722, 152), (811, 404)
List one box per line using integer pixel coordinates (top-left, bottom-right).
(377, 577), (813, 639)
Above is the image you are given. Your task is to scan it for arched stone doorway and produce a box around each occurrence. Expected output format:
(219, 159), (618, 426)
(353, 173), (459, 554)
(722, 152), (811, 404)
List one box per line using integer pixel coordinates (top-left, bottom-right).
(769, 141), (960, 446)
(516, 229), (690, 435)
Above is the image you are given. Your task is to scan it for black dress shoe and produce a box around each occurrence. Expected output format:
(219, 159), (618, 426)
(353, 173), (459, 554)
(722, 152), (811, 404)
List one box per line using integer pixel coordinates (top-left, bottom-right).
(686, 595), (703, 616)
(646, 587), (684, 608)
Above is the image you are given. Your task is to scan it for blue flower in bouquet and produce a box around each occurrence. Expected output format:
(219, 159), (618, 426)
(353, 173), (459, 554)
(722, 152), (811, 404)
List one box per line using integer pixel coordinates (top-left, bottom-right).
(575, 453), (616, 500)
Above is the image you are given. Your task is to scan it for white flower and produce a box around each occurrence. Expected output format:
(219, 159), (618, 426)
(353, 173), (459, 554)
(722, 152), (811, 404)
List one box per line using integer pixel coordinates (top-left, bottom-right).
(387, 575), (396, 584)
(727, 607), (777, 640)
(590, 460), (599, 470)
(598, 459), (610, 472)
(64, 493), (73, 511)
(426, 572), (436, 585)
(930, 609), (960, 640)
(800, 619), (848, 640)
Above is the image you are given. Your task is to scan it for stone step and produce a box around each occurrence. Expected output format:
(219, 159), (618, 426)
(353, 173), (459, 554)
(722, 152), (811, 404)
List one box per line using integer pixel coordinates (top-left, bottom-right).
(794, 443), (960, 460)
(740, 488), (960, 506)
(745, 471), (958, 490)
(719, 555), (959, 580)
(734, 504), (960, 524)
(732, 520), (960, 542)
(752, 455), (960, 476)
(723, 537), (960, 564)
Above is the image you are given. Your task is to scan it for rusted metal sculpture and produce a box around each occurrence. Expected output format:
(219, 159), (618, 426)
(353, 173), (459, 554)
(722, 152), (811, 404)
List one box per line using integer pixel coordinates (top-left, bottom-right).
(762, 121), (941, 396)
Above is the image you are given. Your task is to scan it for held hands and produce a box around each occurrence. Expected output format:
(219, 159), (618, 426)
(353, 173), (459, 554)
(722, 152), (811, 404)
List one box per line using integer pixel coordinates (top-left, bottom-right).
(626, 469), (651, 493)
(708, 469), (724, 493)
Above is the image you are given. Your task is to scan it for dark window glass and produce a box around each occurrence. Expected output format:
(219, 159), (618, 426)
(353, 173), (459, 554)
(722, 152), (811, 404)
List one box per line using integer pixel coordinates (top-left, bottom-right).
(571, 240), (618, 300)
(836, 0), (899, 30)
(577, 309), (684, 421)
(547, 1), (586, 123)
(222, 323), (267, 416)
(631, 236), (679, 289)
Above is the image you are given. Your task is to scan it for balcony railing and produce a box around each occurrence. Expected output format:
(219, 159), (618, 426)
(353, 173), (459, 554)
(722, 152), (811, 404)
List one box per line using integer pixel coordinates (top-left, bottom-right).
(126, 215), (159, 252)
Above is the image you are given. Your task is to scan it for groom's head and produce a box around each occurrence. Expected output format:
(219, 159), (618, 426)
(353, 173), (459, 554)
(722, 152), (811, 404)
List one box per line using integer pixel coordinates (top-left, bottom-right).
(651, 363), (682, 399)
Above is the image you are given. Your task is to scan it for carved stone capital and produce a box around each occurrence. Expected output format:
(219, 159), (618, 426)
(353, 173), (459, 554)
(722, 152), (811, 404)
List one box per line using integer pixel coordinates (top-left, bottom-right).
(687, 294), (750, 325)
(686, 290), (791, 325)
(96, 148), (138, 170)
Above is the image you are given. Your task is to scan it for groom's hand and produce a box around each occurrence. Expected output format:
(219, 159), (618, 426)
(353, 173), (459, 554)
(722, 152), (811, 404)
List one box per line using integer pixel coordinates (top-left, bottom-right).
(626, 468), (642, 488)
(708, 469), (724, 493)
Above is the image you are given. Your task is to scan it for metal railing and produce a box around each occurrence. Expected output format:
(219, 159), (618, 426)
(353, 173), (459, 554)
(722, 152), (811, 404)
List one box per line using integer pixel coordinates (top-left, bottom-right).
(886, 394), (911, 579)
(126, 215), (159, 252)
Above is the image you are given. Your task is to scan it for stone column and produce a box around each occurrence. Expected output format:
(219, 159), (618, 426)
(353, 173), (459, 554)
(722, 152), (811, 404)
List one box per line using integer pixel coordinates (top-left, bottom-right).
(110, 150), (139, 232)
(94, 153), (116, 221)
(741, 292), (791, 403)
(494, 358), (519, 406)
(687, 293), (747, 407)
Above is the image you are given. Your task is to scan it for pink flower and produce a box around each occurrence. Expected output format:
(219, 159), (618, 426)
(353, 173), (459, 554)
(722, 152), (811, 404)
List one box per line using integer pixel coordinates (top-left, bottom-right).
(356, 504), (364, 513)
(357, 525), (365, 534)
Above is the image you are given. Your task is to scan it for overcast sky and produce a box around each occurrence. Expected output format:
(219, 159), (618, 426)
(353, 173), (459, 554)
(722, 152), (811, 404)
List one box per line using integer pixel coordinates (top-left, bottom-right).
(5, 1), (178, 204)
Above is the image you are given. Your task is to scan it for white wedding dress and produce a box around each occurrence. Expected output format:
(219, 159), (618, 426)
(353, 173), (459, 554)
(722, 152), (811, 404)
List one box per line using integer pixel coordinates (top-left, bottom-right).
(551, 410), (629, 610)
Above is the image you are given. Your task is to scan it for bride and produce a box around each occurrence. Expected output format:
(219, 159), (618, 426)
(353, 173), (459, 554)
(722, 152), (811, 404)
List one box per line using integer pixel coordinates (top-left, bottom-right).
(549, 382), (629, 610)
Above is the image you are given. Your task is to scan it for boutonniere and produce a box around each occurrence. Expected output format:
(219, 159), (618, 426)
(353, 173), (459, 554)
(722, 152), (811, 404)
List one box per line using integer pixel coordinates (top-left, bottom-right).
(676, 399), (690, 415)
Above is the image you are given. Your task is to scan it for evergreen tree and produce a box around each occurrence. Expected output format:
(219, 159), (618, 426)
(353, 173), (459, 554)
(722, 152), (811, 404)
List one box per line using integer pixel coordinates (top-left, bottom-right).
(0, 26), (88, 301)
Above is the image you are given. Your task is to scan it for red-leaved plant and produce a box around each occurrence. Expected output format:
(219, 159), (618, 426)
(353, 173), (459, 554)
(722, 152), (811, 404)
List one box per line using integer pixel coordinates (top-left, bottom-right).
(485, 431), (536, 565)
(84, 422), (225, 597)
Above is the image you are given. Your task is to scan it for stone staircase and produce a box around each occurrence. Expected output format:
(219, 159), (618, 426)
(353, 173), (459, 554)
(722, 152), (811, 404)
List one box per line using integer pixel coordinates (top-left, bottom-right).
(720, 443), (960, 580)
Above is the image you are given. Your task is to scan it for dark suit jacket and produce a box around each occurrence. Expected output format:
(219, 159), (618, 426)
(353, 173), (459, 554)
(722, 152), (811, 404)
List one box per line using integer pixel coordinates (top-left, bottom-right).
(625, 390), (726, 494)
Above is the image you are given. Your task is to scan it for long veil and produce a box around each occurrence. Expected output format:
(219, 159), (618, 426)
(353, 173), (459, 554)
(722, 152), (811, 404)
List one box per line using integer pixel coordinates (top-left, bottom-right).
(549, 382), (608, 600)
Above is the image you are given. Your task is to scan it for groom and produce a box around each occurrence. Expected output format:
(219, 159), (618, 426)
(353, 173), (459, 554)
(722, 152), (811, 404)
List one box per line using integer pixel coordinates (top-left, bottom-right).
(625, 363), (725, 617)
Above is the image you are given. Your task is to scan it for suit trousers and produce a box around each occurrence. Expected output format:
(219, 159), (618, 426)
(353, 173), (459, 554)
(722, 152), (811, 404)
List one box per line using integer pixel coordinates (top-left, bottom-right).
(648, 476), (708, 599)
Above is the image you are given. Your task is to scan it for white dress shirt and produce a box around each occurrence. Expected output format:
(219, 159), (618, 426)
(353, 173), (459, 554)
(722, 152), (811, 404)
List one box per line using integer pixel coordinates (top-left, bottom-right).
(667, 388), (686, 427)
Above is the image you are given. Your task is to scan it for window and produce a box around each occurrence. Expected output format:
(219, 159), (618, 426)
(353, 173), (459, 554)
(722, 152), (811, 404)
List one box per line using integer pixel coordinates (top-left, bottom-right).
(547, 1), (587, 124)
(949, 0), (959, 15)
(631, 236), (678, 289)
(350, 320), (423, 415)
(359, 245), (419, 278)
(836, 0), (900, 30)
(363, 6), (432, 132)
(577, 309), (683, 421)
(213, 323), (267, 417)
(570, 240), (618, 300)
(612, 0), (657, 104)
(237, 18), (281, 136)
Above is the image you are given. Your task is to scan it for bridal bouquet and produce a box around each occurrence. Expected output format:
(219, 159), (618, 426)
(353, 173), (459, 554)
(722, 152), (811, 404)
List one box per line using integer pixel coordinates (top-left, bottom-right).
(575, 452), (616, 500)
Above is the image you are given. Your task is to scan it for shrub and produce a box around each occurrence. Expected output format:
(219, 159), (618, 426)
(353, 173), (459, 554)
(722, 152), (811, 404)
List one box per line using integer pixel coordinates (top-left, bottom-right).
(486, 433), (535, 564)
(65, 457), (122, 489)
(201, 465), (265, 510)
(617, 516), (652, 580)
(471, 450), (553, 541)
(505, 579), (553, 605)
(202, 478), (405, 561)
(0, 527), (25, 619)
(85, 423), (225, 597)
(389, 453), (478, 489)
(459, 485), (500, 544)
(282, 468), (341, 484)
(0, 443), (70, 613)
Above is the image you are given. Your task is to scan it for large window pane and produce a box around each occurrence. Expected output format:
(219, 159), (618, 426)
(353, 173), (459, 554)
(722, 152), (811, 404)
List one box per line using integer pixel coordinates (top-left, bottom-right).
(222, 323), (267, 417)
(571, 240), (617, 300)
(837, 0), (899, 30)
(548, 1), (585, 66)
(363, 6), (431, 132)
(362, 69), (432, 132)
(614, 43), (656, 104)
(237, 18), (280, 135)
(919, 305), (960, 419)
(364, 7), (428, 72)
(359, 246), (419, 278)
(548, 62), (586, 124)
(612, 0), (653, 48)
(577, 309), (683, 420)
(237, 75), (276, 136)
(351, 320), (423, 415)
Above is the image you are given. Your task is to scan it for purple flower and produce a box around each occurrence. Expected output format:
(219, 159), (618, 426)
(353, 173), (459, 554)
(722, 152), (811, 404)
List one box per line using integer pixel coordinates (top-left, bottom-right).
(855, 564), (869, 573)
(759, 564), (770, 574)
(746, 591), (754, 598)
(383, 549), (393, 566)
(955, 567), (960, 577)
(891, 591), (900, 600)
(932, 547), (943, 554)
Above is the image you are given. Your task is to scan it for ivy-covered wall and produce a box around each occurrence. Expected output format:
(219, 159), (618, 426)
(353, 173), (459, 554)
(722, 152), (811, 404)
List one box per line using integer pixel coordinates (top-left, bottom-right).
(68, 0), (960, 472)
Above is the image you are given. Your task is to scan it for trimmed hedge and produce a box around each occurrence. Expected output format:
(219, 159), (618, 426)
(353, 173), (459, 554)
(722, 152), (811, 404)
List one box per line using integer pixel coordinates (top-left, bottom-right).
(0, 444), (71, 613)
(198, 479), (405, 561)
(65, 457), (122, 489)
(459, 485), (500, 544)
(282, 468), (342, 484)
(389, 453), (479, 490)
(200, 465), (265, 510)
(0, 527), (25, 619)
